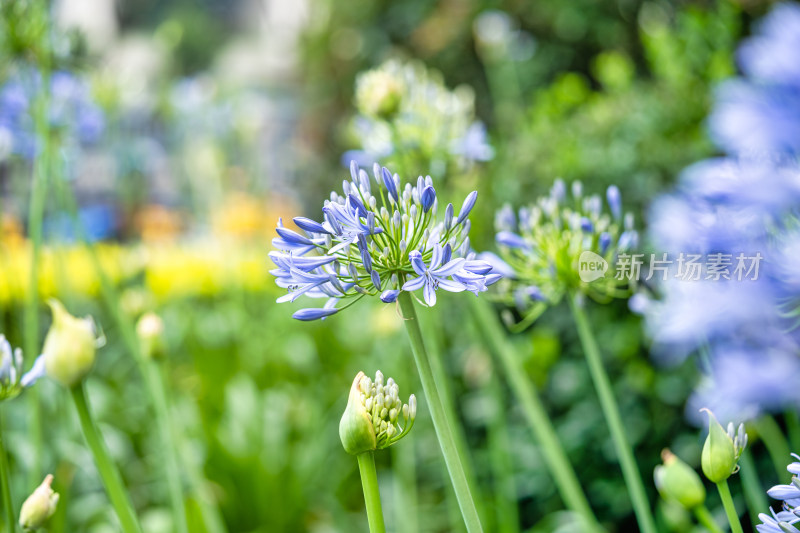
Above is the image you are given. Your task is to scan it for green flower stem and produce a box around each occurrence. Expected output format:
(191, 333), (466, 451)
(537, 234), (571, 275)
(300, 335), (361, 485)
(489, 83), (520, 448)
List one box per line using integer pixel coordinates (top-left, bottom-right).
(25, 61), (52, 488)
(693, 504), (723, 533)
(146, 362), (189, 533)
(421, 308), (487, 524)
(568, 294), (656, 533)
(738, 450), (767, 530)
(0, 411), (16, 533)
(52, 171), (189, 533)
(486, 368), (520, 533)
(715, 480), (743, 533)
(753, 416), (792, 479)
(398, 292), (484, 533)
(786, 411), (800, 453)
(70, 382), (142, 533)
(357, 452), (386, 533)
(391, 436), (418, 533)
(468, 298), (601, 531)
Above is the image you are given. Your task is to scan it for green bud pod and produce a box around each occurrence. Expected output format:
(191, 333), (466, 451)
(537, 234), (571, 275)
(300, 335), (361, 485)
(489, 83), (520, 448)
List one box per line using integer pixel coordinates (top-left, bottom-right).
(43, 300), (98, 387)
(654, 449), (706, 510)
(136, 312), (166, 360)
(701, 409), (737, 483)
(339, 372), (377, 455)
(19, 474), (59, 530)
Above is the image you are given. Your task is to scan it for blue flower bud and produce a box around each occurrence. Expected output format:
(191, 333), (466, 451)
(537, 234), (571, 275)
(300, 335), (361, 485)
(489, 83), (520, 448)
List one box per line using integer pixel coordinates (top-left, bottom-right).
(371, 269), (381, 290)
(607, 185), (622, 219)
(382, 166), (398, 202)
(292, 308), (339, 321)
(380, 290), (400, 303)
(276, 226), (314, 246)
(496, 231), (529, 250)
(444, 203), (454, 229)
(599, 232), (612, 254)
(293, 217), (330, 235)
(421, 186), (436, 213)
(580, 217), (593, 233)
(456, 191), (478, 225)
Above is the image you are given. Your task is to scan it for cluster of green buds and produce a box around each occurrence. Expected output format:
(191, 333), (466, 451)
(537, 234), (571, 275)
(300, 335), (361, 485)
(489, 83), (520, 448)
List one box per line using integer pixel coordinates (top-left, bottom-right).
(654, 449), (706, 510)
(349, 59), (493, 178)
(19, 475), (59, 531)
(700, 408), (747, 483)
(339, 371), (416, 455)
(43, 299), (102, 387)
(487, 180), (637, 328)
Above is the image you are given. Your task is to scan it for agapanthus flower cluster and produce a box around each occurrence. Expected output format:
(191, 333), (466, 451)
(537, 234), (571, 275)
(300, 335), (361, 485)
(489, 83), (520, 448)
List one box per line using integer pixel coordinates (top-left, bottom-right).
(0, 335), (44, 401)
(641, 2), (800, 421)
(484, 179), (637, 326)
(339, 370), (417, 455)
(270, 162), (500, 320)
(0, 68), (104, 160)
(344, 59), (493, 176)
(757, 454), (800, 533)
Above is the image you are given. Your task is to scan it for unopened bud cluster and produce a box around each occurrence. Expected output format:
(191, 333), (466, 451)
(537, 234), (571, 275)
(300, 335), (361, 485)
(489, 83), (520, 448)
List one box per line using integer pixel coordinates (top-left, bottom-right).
(339, 370), (416, 455)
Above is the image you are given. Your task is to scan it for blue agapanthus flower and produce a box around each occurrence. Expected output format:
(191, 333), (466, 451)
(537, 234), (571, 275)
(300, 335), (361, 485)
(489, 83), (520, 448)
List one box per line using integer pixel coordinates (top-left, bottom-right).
(757, 453), (800, 532)
(642, 2), (800, 421)
(270, 162), (500, 320)
(485, 179), (637, 328)
(0, 68), (105, 160)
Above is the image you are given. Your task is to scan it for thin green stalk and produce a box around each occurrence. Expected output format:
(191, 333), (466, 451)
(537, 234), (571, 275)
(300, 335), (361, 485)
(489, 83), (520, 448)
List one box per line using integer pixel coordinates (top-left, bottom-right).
(391, 439), (418, 533)
(0, 411), (16, 533)
(70, 382), (142, 533)
(753, 416), (791, 479)
(25, 65), (52, 488)
(787, 411), (800, 454)
(52, 172), (189, 533)
(147, 363), (189, 533)
(568, 294), (656, 533)
(693, 505), (723, 533)
(357, 452), (386, 533)
(486, 369), (520, 533)
(738, 450), (767, 530)
(469, 298), (600, 531)
(715, 480), (743, 533)
(397, 292), (484, 533)
(421, 308), (486, 524)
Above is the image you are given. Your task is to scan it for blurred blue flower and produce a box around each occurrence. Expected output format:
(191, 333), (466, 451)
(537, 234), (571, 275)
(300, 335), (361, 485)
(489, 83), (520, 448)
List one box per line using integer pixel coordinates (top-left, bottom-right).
(643, 2), (800, 421)
(0, 68), (105, 160)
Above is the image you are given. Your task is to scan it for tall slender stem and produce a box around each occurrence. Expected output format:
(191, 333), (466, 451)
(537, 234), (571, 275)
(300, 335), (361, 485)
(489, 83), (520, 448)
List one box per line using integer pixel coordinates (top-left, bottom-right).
(357, 452), (386, 533)
(469, 298), (601, 531)
(754, 416), (792, 479)
(568, 294), (656, 533)
(786, 411), (800, 453)
(391, 438), (417, 533)
(397, 292), (484, 533)
(70, 382), (142, 533)
(693, 505), (724, 533)
(716, 480), (743, 533)
(738, 450), (767, 529)
(52, 170), (190, 533)
(0, 411), (16, 533)
(146, 363), (188, 533)
(25, 60), (52, 487)
(421, 308), (486, 524)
